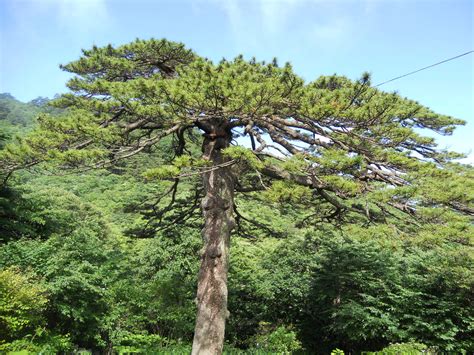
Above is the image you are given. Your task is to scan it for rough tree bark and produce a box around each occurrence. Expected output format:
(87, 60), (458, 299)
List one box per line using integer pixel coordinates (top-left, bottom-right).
(192, 124), (235, 355)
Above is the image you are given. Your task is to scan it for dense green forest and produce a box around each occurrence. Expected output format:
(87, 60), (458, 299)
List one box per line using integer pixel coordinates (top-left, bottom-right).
(0, 40), (473, 354)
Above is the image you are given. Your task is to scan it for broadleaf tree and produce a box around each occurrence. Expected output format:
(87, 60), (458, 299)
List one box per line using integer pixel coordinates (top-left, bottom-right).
(1, 38), (472, 354)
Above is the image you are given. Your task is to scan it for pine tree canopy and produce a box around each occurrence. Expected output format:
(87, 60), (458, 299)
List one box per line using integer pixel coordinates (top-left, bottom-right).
(1, 38), (472, 227)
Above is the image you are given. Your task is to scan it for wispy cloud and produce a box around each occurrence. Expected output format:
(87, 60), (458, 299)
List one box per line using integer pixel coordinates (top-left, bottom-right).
(215, 0), (372, 49)
(7, 0), (111, 35)
(219, 0), (245, 37)
(258, 0), (300, 34)
(55, 0), (110, 33)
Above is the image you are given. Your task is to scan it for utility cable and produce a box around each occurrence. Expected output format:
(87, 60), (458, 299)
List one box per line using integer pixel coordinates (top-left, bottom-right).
(374, 50), (473, 87)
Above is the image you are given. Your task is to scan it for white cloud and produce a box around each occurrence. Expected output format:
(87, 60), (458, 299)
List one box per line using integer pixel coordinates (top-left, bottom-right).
(215, 0), (372, 48)
(9, 0), (111, 34)
(259, 0), (300, 34)
(217, 0), (302, 36)
(55, 0), (110, 32)
(219, 0), (244, 36)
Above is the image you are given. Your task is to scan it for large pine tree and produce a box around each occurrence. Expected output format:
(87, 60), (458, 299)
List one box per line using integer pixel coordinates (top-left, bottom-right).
(1, 39), (471, 354)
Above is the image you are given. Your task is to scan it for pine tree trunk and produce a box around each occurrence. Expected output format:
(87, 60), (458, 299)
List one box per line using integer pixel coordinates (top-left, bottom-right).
(191, 129), (235, 355)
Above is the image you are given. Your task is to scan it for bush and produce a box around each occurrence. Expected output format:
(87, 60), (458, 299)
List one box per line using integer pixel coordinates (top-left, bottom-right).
(365, 342), (429, 354)
(253, 323), (302, 353)
(0, 267), (47, 342)
(0, 330), (73, 353)
(111, 331), (193, 354)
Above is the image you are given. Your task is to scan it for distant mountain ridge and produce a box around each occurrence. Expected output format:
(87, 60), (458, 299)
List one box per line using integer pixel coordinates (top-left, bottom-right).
(0, 93), (54, 127)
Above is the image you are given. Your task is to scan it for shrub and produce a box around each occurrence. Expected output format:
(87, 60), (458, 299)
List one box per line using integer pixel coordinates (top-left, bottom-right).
(0, 329), (73, 353)
(253, 323), (302, 353)
(365, 342), (429, 354)
(0, 267), (47, 342)
(112, 332), (192, 354)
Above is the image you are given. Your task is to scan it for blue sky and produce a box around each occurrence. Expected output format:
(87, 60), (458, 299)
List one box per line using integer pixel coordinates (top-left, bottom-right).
(0, 0), (473, 161)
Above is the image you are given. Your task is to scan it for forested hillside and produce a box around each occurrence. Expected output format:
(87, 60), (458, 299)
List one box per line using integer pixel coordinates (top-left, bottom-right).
(0, 41), (472, 355)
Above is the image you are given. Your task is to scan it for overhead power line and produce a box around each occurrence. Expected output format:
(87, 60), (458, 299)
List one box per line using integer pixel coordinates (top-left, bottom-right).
(374, 50), (473, 87)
